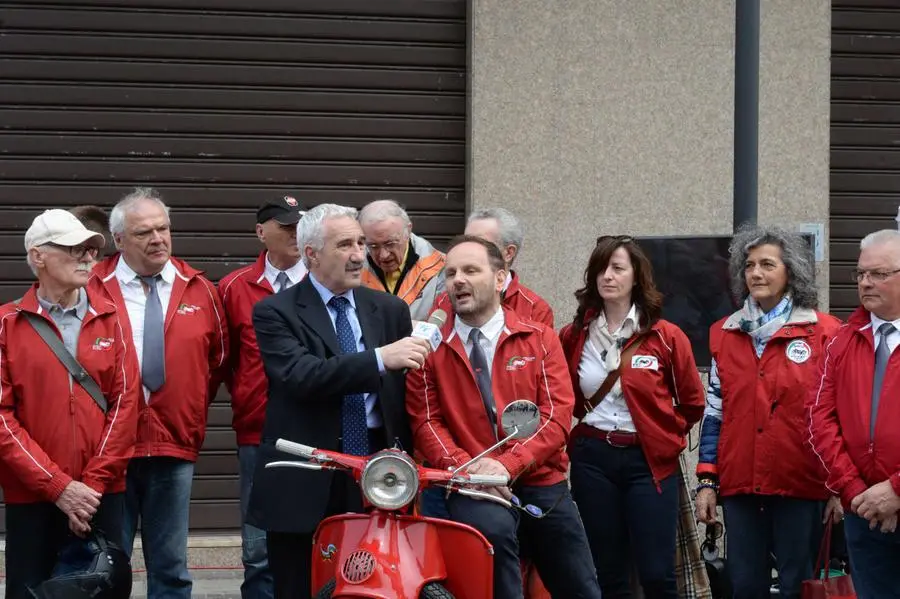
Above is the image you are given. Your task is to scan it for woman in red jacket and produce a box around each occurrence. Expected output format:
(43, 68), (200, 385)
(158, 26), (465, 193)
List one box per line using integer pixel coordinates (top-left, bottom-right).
(694, 225), (843, 599)
(560, 235), (705, 599)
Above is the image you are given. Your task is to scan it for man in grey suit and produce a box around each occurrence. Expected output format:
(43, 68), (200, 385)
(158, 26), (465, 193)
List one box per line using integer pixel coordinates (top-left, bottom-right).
(247, 203), (431, 599)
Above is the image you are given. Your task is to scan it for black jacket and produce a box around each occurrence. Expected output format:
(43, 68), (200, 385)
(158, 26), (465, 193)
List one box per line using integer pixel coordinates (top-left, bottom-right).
(246, 277), (412, 533)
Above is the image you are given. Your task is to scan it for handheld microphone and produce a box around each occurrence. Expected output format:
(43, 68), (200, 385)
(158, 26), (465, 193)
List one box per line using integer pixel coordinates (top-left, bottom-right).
(412, 309), (447, 351)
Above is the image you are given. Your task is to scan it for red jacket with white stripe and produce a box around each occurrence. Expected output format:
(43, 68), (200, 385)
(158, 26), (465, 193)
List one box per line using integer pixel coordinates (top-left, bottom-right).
(219, 253), (301, 445)
(0, 283), (140, 504)
(559, 315), (705, 486)
(406, 307), (574, 486)
(808, 307), (900, 508)
(93, 255), (229, 461)
(432, 271), (554, 328)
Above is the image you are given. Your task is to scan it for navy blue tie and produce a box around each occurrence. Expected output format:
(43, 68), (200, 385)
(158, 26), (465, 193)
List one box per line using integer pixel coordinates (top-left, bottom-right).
(329, 296), (369, 456)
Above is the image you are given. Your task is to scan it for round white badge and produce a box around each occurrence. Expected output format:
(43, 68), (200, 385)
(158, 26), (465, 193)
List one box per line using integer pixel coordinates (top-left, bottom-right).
(785, 339), (812, 364)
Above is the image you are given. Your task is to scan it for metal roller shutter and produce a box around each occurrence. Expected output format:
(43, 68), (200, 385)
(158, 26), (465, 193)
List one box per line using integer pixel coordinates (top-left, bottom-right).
(831, 0), (900, 320)
(0, 0), (466, 532)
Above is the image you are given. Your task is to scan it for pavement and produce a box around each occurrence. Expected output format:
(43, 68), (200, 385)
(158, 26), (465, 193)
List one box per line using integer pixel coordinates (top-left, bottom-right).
(0, 569), (245, 599)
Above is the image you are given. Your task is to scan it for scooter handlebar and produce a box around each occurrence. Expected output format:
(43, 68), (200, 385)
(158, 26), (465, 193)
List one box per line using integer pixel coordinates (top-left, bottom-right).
(275, 439), (317, 459)
(466, 473), (509, 487)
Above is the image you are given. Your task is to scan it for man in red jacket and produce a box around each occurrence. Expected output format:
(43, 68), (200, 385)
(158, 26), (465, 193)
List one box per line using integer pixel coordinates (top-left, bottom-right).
(218, 196), (307, 599)
(431, 207), (554, 328)
(809, 229), (900, 598)
(0, 209), (140, 598)
(94, 187), (229, 599)
(406, 235), (601, 599)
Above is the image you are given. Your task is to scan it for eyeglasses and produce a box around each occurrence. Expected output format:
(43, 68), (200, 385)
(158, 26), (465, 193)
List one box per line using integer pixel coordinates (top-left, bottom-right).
(596, 235), (634, 245)
(850, 268), (900, 283)
(46, 243), (100, 260)
(366, 238), (405, 254)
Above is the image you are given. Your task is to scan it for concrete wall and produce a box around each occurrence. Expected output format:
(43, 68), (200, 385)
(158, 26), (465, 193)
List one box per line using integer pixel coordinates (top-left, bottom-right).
(468, 0), (832, 321)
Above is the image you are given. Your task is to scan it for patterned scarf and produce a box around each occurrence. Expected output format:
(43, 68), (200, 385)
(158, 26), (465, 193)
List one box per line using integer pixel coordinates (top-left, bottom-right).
(588, 307), (639, 398)
(737, 294), (793, 357)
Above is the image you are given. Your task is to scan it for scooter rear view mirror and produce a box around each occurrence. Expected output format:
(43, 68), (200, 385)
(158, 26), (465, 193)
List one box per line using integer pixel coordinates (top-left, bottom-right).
(500, 399), (540, 439)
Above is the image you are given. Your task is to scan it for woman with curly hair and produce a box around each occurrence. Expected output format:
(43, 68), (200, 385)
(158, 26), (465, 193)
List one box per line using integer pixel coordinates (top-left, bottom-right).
(695, 225), (843, 599)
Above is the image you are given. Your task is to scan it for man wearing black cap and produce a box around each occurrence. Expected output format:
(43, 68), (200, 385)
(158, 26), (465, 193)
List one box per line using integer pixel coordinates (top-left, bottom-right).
(217, 196), (307, 599)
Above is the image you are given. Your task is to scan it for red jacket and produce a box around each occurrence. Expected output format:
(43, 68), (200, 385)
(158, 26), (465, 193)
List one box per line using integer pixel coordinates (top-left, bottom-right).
(219, 253), (305, 445)
(809, 306), (900, 508)
(432, 272), (554, 328)
(559, 316), (705, 486)
(0, 283), (140, 504)
(406, 308), (574, 486)
(93, 254), (229, 461)
(700, 309), (840, 500)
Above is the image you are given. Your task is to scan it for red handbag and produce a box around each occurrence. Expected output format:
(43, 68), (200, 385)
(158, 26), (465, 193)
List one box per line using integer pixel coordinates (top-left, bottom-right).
(801, 520), (856, 599)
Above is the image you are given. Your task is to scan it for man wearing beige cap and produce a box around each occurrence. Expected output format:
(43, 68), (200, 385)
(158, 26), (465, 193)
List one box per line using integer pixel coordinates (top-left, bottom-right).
(0, 209), (140, 598)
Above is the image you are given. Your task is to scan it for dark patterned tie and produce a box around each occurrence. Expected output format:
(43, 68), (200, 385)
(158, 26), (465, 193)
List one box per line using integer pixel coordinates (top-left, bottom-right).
(140, 275), (166, 392)
(329, 296), (368, 455)
(871, 322), (895, 438)
(468, 328), (497, 438)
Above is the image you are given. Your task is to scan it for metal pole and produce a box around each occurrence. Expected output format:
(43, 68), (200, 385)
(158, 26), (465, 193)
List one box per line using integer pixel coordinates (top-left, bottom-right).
(733, 0), (760, 229)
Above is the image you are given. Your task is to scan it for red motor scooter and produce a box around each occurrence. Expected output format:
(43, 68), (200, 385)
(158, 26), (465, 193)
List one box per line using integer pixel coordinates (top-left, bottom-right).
(267, 399), (542, 599)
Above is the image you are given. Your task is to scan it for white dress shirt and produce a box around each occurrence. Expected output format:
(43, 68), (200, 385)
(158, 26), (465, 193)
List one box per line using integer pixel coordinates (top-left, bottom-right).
(454, 307), (505, 376)
(870, 314), (900, 355)
(579, 305), (639, 433)
(308, 273), (384, 428)
(263, 253), (307, 292)
(115, 256), (177, 401)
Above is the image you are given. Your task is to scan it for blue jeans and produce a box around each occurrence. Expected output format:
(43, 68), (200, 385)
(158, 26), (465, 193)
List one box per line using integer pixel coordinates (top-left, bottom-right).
(844, 513), (900, 599)
(722, 494), (823, 599)
(239, 445), (274, 599)
(123, 457), (194, 599)
(569, 435), (679, 599)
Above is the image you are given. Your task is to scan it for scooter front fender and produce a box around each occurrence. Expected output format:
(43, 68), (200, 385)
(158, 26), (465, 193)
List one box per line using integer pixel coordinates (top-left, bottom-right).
(312, 512), (494, 599)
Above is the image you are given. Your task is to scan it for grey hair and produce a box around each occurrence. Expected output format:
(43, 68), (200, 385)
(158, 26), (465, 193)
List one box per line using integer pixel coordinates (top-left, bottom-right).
(728, 223), (818, 309)
(467, 207), (524, 265)
(109, 187), (170, 236)
(358, 199), (411, 227)
(25, 252), (38, 276)
(296, 204), (358, 267)
(860, 229), (900, 252)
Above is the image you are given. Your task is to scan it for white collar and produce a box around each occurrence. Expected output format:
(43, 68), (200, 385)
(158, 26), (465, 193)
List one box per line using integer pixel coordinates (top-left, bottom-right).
(115, 255), (176, 286)
(598, 303), (639, 335)
(455, 306), (505, 345)
(502, 271), (513, 293)
(308, 272), (356, 311)
(264, 252), (307, 286)
(870, 313), (900, 336)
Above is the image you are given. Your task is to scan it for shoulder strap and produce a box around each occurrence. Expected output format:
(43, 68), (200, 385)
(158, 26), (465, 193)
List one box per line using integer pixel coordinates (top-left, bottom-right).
(20, 311), (108, 414)
(582, 334), (648, 416)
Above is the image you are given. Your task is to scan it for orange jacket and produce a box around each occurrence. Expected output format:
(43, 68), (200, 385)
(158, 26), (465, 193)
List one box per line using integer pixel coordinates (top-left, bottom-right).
(0, 283), (140, 503)
(93, 254), (229, 461)
(433, 271), (554, 329)
(700, 309), (840, 500)
(406, 308), (574, 487)
(361, 233), (445, 321)
(559, 315), (705, 485)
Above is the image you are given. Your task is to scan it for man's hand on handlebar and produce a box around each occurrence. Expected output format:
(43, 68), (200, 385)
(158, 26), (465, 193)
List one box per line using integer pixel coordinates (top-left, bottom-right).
(467, 458), (513, 500)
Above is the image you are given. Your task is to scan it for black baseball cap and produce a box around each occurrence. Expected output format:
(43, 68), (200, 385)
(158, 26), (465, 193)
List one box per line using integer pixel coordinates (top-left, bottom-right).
(256, 196), (305, 225)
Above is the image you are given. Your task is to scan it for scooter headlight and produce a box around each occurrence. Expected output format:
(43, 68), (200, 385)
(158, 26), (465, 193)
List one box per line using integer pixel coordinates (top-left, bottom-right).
(360, 451), (419, 510)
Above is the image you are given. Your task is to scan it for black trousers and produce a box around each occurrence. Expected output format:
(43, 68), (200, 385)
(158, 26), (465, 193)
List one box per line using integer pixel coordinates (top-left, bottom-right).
(4, 492), (125, 599)
(268, 427), (383, 599)
(447, 481), (603, 599)
(569, 436), (680, 599)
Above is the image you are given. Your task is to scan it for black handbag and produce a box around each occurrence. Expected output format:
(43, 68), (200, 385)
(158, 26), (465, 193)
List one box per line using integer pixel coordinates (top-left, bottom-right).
(702, 521), (731, 599)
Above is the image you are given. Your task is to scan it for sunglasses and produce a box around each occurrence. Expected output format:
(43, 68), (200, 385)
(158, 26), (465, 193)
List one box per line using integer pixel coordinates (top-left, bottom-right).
(45, 243), (100, 260)
(595, 235), (634, 245)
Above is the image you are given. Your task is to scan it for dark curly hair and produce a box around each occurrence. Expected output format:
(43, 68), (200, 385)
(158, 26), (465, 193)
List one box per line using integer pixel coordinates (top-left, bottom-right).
(572, 235), (663, 329)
